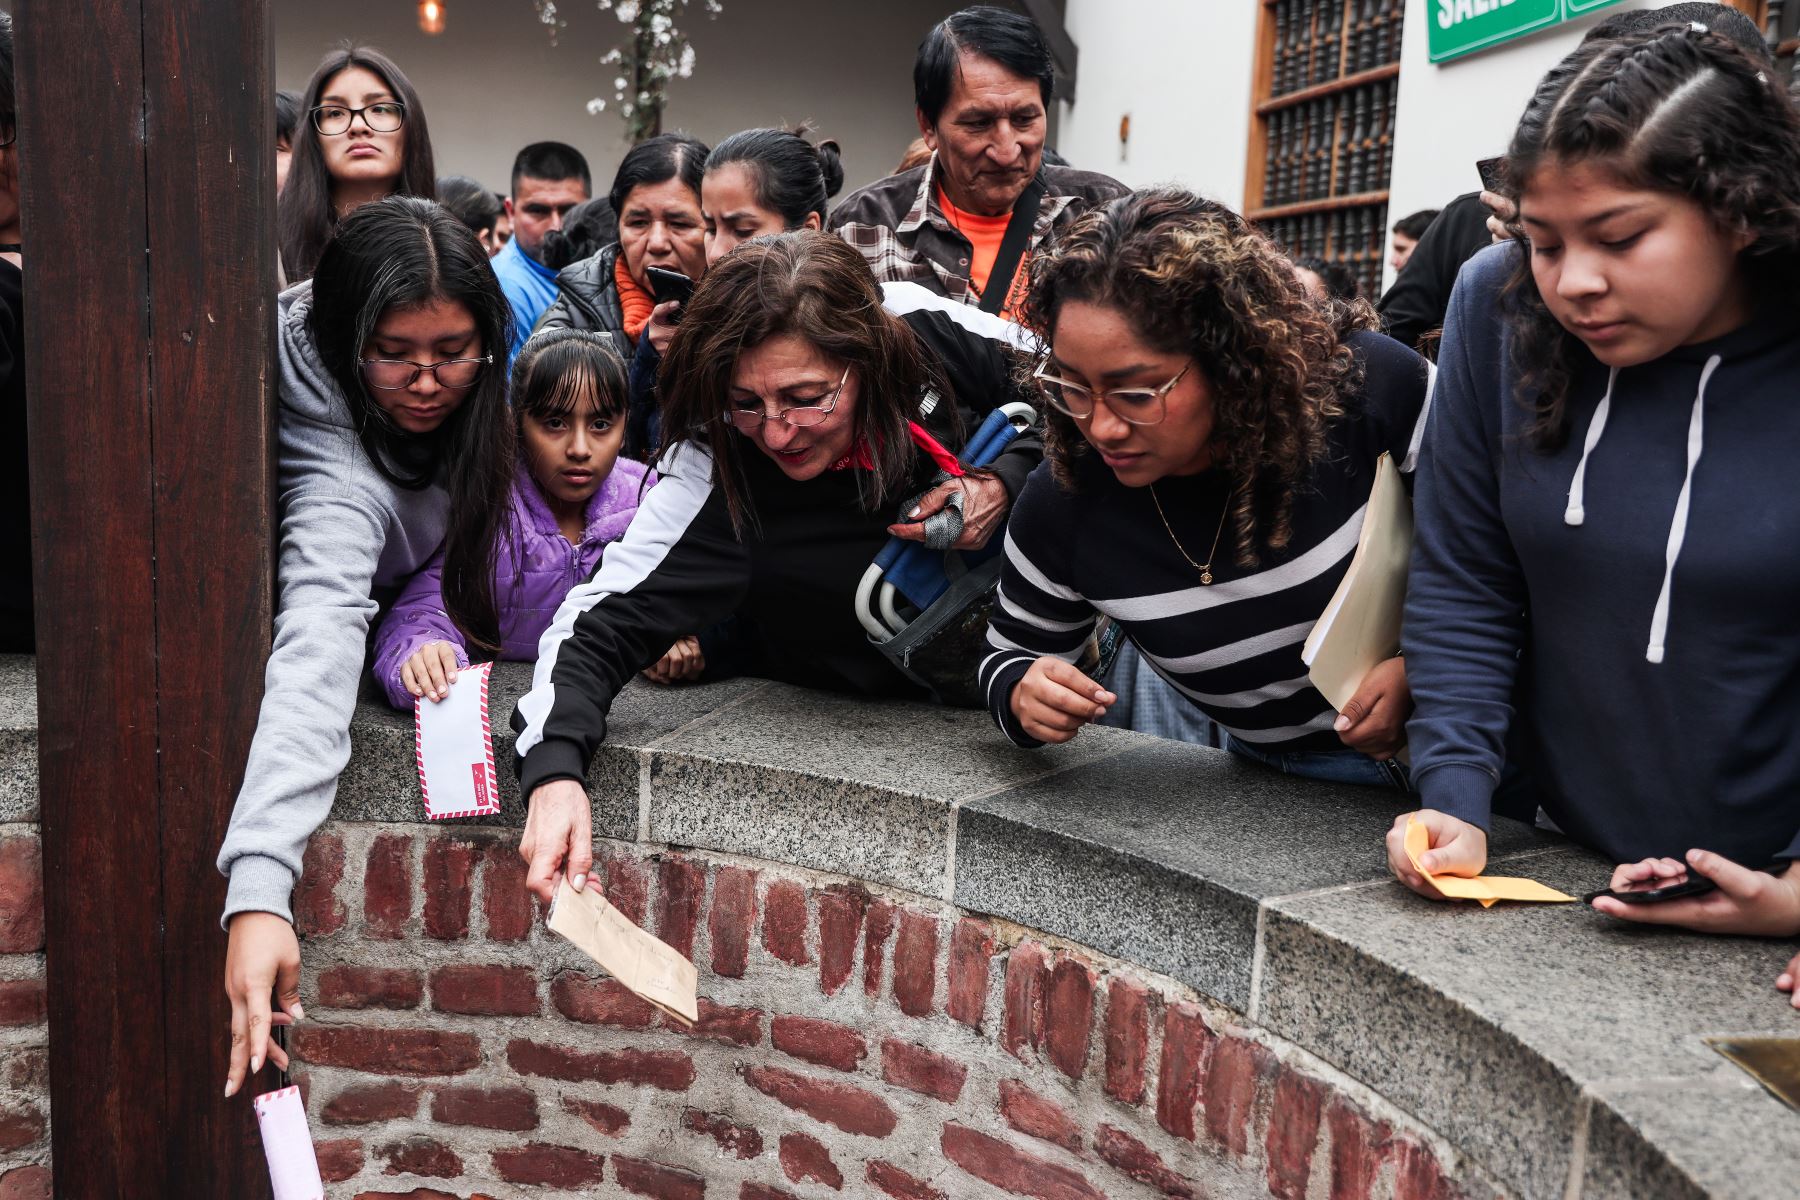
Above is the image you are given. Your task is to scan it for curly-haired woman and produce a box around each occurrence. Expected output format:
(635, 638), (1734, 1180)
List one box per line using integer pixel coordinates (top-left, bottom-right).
(1388, 24), (1800, 1003)
(981, 188), (1431, 786)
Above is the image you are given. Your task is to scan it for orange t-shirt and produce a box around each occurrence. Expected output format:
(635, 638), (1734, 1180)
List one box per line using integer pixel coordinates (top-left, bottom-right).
(937, 187), (1028, 318)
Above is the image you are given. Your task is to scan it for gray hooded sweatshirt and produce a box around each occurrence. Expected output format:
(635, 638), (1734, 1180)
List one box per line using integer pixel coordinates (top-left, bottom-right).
(216, 283), (451, 925)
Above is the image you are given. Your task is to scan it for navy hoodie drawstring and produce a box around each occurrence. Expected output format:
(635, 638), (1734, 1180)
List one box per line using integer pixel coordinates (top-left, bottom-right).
(1563, 356), (1723, 664)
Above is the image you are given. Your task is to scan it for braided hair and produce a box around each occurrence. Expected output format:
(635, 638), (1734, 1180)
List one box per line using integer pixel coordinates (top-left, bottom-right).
(1501, 22), (1800, 450)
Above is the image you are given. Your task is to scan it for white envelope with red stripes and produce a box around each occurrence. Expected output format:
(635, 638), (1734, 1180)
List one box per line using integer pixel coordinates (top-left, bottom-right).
(415, 661), (500, 820)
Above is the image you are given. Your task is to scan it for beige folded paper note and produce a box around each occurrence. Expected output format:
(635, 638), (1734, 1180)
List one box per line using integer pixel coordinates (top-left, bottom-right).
(547, 876), (699, 1025)
(1403, 817), (1574, 906)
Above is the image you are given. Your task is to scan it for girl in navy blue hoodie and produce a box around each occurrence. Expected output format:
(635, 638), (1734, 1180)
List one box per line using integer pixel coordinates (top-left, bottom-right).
(1392, 23), (1800, 1006)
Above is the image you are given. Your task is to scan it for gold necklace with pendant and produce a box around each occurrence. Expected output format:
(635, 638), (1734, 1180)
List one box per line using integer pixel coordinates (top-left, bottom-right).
(1149, 482), (1233, 585)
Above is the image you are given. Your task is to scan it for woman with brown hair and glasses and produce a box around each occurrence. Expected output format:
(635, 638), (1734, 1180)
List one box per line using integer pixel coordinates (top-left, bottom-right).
(982, 188), (1431, 787)
(279, 44), (436, 284)
(508, 230), (1041, 903)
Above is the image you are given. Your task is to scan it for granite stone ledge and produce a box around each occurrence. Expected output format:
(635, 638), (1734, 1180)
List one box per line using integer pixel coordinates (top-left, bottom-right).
(7, 654), (1792, 1197)
(0, 655), (37, 822)
(954, 737), (1558, 1009)
(1259, 845), (1800, 1200)
(645, 681), (1144, 898)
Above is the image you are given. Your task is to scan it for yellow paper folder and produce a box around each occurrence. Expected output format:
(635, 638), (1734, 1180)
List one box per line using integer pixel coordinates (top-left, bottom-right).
(1403, 817), (1574, 906)
(1303, 452), (1412, 712)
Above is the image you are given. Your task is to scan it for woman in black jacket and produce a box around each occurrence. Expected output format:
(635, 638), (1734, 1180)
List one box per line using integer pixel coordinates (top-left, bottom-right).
(509, 231), (1041, 902)
(532, 134), (707, 347)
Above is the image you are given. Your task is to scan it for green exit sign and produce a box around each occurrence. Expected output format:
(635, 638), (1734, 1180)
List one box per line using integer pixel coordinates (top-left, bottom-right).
(1428, 0), (1623, 63)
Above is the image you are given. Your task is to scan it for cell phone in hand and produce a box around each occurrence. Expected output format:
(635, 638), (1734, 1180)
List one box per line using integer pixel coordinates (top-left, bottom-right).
(1585, 862), (1785, 905)
(1585, 875), (1717, 905)
(647, 266), (695, 308)
(1476, 156), (1506, 194)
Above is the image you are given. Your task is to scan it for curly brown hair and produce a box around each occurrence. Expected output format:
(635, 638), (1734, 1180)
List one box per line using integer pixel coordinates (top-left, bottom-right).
(1020, 188), (1372, 568)
(1501, 23), (1800, 450)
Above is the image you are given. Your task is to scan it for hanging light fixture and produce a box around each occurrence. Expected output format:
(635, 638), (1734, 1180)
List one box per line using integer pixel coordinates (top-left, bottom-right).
(418, 0), (446, 35)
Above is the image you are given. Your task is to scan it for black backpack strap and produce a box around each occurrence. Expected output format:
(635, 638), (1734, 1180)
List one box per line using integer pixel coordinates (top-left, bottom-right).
(978, 175), (1045, 315)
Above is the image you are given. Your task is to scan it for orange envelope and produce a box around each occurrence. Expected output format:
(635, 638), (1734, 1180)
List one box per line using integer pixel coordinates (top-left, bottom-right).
(1403, 816), (1574, 906)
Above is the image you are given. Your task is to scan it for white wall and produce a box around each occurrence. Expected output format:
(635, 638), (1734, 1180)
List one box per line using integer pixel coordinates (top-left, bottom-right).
(276, 0), (962, 199)
(1056, 0), (1258, 205)
(1383, 0), (1660, 290)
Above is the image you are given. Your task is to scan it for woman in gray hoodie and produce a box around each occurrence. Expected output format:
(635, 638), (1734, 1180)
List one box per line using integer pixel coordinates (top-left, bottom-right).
(218, 197), (516, 1096)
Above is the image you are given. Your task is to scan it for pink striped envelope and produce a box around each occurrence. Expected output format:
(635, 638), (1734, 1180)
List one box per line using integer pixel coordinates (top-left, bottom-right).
(415, 661), (500, 820)
(253, 1084), (323, 1200)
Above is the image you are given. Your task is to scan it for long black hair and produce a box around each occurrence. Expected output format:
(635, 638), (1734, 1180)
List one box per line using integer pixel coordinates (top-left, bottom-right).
(705, 127), (845, 228)
(280, 44), (437, 284)
(1501, 23), (1800, 450)
(308, 197), (514, 651)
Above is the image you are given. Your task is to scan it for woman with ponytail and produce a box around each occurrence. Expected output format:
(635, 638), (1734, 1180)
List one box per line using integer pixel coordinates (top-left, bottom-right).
(1389, 23), (1800, 1003)
(218, 197), (515, 1094)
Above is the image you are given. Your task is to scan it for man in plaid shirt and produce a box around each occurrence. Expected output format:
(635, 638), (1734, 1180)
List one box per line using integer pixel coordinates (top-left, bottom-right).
(829, 6), (1125, 319)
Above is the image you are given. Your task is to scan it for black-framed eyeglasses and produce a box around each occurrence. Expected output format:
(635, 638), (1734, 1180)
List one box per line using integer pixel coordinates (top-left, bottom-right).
(1032, 360), (1191, 427)
(311, 102), (407, 136)
(0, 121), (14, 150)
(359, 355), (491, 391)
(724, 365), (851, 431)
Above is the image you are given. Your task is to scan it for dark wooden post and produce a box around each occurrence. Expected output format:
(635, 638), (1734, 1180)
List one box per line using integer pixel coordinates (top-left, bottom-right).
(17, 0), (276, 1194)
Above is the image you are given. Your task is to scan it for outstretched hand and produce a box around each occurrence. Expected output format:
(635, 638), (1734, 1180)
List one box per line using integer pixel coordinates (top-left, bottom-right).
(1009, 656), (1116, 745)
(1591, 850), (1800, 937)
(520, 778), (594, 905)
(223, 911), (302, 1099)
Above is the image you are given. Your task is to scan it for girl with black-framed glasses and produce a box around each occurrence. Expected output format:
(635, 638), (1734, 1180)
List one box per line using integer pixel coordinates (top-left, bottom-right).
(278, 44), (436, 285)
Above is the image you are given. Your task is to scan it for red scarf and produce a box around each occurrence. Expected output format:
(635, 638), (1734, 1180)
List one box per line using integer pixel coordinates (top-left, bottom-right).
(614, 257), (656, 343)
(831, 421), (965, 476)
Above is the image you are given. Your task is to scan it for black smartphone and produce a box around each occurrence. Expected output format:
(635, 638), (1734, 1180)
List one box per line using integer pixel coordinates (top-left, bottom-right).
(1585, 862), (1786, 905)
(1585, 875), (1717, 905)
(647, 266), (695, 307)
(1476, 156), (1506, 194)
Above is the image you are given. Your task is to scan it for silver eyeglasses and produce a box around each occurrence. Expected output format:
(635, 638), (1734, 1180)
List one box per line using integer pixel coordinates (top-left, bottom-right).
(1032, 360), (1192, 426)
(724, 365), (851, 431)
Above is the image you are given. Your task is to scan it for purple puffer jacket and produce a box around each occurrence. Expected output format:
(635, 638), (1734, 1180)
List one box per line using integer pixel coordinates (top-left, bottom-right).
(372, 458), (654, 708)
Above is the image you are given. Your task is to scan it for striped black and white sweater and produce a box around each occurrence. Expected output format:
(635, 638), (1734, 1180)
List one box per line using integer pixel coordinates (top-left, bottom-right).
(982, 330), (1431, 752)
(512, 283), (1042, 799)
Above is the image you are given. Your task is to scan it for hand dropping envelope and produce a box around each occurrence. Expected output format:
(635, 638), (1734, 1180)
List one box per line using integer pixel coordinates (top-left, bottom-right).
(1403, 816), (1574, 906)
(415, 661), (500, 820)
(548, 875), (699, 1026)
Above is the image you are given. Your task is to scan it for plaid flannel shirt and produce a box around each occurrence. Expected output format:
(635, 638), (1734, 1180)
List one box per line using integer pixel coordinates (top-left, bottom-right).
(828, 155), (1129, 308)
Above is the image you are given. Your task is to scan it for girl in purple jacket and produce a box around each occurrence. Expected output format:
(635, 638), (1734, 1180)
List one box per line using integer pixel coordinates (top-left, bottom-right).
(374, 329), (682, 705)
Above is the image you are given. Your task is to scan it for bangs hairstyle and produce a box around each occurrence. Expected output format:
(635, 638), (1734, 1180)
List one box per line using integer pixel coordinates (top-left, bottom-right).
(1501, 23), (1800, 450)
(280, 44), (437, 284)
(309, 196), (516, 652)
(1022, 188), (1370, 569)
(657, 231), (951, 534)
(511, 330), (629, 424)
